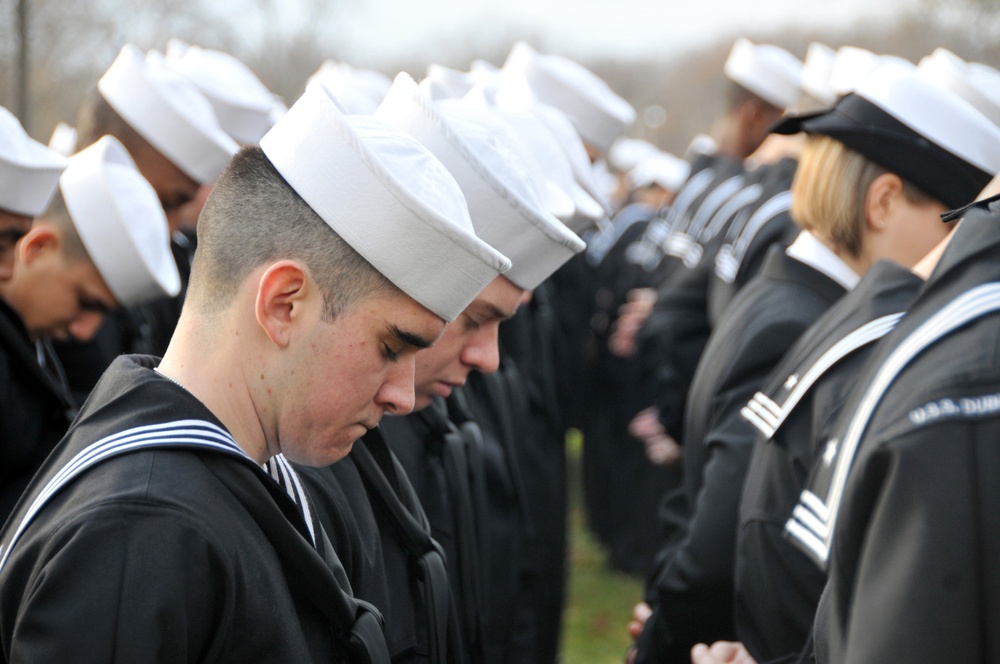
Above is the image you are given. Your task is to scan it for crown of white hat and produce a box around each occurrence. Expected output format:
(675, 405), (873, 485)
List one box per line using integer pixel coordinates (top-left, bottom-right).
(917, 49), (1000, 128)
(607, 138), (662, 173)
(724, 38), (803, 110)
(502, 42), (636, 154)
(260, 82), (510, 321)
(798, 43), (838, 109)
(458, 82), (580, 225)
(98, 44), (238, 184)
(47, 122), (78, 157)
(466, 90), (605, 234)
(373, 74), (582, 290)
(425, 64), (479, 101)
(162, 39), (276, 145)
(60, 136), (180, 306)
(857, 62), (1000, 177)
(306, 61), (392, 116)
(827, 47), (913, 98)
(0, 107), (67, 217)
(626, 153), (691, 193)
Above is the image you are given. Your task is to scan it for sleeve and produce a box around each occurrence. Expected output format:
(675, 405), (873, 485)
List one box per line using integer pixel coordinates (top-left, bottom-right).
(818, 420), (997, 663)
(640, 319), (808, 661)
(6, 503), (233, 663)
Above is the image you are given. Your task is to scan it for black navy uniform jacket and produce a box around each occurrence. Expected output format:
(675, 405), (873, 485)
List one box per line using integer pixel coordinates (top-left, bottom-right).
(636, 158), (797, 442)
(297, 427), (458, 664)
(734, 260), (922, 663)
(0, 355), (387, 664)
(0, 298), (76, 524)
(798, 197), (1000, 663)
(636, 246), (846, 663)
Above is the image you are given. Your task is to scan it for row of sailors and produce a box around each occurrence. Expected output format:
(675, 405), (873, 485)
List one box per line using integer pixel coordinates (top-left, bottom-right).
(2, 29), (999, 664)
(569, 38), (1000, 664)
(0, 38), (632, 663)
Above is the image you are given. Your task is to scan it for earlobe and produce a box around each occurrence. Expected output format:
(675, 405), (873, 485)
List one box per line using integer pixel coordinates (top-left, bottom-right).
(255, 261), (311, 348)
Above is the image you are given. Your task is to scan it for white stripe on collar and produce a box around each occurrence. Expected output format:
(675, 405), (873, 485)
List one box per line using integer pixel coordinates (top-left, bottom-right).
(785, 230), (861, 291)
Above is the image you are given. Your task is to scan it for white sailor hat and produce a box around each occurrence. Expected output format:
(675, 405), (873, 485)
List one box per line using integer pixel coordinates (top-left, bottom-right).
(501, 42), (636, 154)
(773, 62), (1000, 209)
(424, 64), (479, 101)
(724, 38), (802, 110)
(98, 44), (238, 184)
(0, 107), (67, 217)
(457, 82), (579, 224)
(60, 136), (181, 306)
(260, 82), (510, 322)
(306, 61), (392, 116)
(374, 74), (582, 291)
(917, 49), (1000, 128)
(607, 138), (662, 174)
(468, 93), (605, 233)
(47, 122), (78, 157)
(827, 47), (913, 98)
(626, 153), (691, 193)
(162, 39), (276, 145)
(797, 43), (838, 111)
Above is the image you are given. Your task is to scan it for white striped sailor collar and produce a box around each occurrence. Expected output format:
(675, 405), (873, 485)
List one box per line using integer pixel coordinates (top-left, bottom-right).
(785, 229), (860, 291)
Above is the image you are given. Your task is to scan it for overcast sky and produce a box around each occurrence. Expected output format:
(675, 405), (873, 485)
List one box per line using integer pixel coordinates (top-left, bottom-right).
(210, 0), (919, 66)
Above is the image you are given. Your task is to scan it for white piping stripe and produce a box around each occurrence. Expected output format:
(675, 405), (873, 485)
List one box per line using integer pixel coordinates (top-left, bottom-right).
(683, 175), (746, 238)
(273, 454), (316, 547)
(785, 518), (830, 562)
(745, 398), (781, 428)
(791, 503), (830, 539)
(741, 406), (776, 438)
(700, 184), (763, 242)
(799, 489), (831, 522)
(818, 284), (1000, 564)
(752, 391), (783, 418)
(0, 420), (246, 576)
(747, 314), (904, 438)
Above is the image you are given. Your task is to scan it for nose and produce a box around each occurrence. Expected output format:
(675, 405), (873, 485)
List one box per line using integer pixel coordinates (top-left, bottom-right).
(461, 326), (501, 375)
(67, 311), (105, 342)
(377, 358), (417, 416)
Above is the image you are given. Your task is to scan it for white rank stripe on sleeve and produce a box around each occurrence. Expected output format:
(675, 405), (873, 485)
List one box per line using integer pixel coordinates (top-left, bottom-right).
(715, 190), (793, 284)
(0, 419), (249, 576)
(665, 175), (745, 267)
(741, 312), (905, 439)
(700, 183), (762, 245)
(263, 454), (317, 547)
(784, 282), (1000, 568)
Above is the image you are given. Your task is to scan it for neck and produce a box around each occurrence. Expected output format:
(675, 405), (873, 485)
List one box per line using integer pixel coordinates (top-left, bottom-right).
(158, 306), (270, 464)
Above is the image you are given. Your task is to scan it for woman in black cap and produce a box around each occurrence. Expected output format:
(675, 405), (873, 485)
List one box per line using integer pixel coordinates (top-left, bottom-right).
(631, 62), (1000, 664)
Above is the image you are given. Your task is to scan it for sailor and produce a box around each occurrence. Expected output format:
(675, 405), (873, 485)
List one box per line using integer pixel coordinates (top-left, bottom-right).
(631, 62), (1000, 663)
(0, 135), (179, 523)
(0, 107), (66, 281)
(0, 82), (509, 663)
(55, 44), (239, 398)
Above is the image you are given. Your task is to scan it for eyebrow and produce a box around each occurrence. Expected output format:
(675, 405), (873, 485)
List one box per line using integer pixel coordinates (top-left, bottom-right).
(389, 324), (435, 350)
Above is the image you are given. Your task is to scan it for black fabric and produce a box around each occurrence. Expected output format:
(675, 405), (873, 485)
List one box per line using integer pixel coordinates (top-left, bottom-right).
(734, 260), (922, 662)
(0, 298), (77, 525)
(0, 355), (387, 663)
(636, 247), (846, 663)
(807, 197), (1000, 662)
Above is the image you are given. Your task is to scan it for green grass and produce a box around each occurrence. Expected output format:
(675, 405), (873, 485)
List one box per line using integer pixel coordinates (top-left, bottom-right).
(560, 430), (645, 664)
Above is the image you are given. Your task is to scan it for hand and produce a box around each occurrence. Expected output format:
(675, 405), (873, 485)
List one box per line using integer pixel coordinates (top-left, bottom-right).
(629, 409), (682, 467)
(627, 601), (652, 640)
(609, 288), (656, 357)
(690, 641), (757, 664)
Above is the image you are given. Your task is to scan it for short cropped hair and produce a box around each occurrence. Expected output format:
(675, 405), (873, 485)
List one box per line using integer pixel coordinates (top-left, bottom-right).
(37, 189), (89, 262)
(74, 88), (149, 154)
(725, 81), (781, 115)
(790, 135), (935, 257)
(188, 146), (399, 320)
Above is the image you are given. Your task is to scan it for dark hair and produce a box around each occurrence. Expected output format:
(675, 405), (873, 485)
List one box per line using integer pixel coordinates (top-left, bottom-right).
(187, 146), (398, 320)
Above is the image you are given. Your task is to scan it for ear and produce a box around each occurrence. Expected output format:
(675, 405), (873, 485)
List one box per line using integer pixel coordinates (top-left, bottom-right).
(864, 173), (904, 232)
(18, 225), (60, 265)
(254, 260), (313, 348)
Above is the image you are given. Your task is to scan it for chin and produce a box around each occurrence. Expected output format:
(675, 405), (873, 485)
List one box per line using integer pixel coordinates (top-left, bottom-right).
(288, 437), (357, 468)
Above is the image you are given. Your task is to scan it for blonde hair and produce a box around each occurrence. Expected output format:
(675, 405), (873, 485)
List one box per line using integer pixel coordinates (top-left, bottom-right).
(791, 135), (935, 257)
